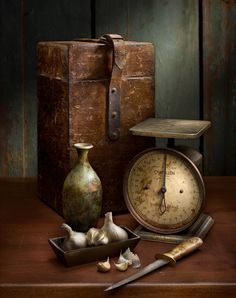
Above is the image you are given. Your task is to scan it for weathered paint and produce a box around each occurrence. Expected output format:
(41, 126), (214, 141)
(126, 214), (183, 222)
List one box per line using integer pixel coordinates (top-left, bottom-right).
(37, 39), (155, 214)
(0, 0), (91, 177)
(24, 0), (91, 176)
(1, 0), (236, 176)
(203, 0), (236, 175)
(96, 0), (200, 150)
(0, 0), (24, 176)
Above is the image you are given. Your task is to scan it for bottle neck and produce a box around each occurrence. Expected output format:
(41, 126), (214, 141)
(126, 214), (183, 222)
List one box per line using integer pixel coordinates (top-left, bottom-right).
(74, 143), (93, 164)
(76, 148), (89, 163)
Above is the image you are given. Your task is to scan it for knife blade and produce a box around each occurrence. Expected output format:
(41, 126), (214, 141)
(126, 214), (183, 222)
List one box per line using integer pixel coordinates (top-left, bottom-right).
(104, 236), (203, 291)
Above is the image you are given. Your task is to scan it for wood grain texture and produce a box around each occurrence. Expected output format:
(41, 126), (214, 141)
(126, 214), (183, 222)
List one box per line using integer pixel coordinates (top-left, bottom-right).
(37, 40), (155, 214)
(0, 177), (236, 298)
(0, 0), (91, 177)
(0, 0), (23, 176)
(1, 0), (236, 177)
(203, 0), (236, 175)
(96, 0), (200, 150)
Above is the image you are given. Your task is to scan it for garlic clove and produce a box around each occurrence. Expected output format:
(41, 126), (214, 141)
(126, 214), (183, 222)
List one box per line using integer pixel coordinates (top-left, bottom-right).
(101, 212), (128, 242)
(95, 229), (109, 246)
(122, 247), (141, 268)
(117, 252), (132, 266)
(86, 227), (100, 246)
(97, 257), (111, 273)
(61, 223), (87, 251)
(132, 254), (141, 268)
(114, 261), (129, 272)
(86, 227), (109, 246)
(123, 247), (135, 260)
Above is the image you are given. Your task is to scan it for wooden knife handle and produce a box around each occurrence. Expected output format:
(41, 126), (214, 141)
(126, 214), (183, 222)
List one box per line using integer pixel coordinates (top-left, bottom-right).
(155, 237), (203, 264)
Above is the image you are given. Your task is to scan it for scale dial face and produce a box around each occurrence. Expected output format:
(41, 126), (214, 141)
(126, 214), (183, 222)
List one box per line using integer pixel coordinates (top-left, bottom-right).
(123, 148), (205, 234)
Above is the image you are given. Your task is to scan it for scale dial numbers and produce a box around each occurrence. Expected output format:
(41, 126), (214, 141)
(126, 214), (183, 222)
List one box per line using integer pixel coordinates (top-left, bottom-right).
(123, 148), (205, 234)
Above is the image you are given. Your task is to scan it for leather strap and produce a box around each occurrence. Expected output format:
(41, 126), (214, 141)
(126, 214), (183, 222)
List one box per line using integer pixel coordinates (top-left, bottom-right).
(100, 34), (126, 140)
(75, 34), (126, 140)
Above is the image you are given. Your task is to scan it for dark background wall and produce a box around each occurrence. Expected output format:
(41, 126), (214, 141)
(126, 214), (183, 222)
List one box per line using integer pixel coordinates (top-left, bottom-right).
(0, 0), (235, 177)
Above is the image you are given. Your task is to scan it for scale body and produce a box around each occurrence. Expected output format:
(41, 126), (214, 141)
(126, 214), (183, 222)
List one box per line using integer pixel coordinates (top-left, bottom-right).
(124, 118), (213, 242)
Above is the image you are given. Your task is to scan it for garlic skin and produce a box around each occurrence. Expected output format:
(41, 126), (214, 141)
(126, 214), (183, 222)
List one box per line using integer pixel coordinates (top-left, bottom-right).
(131, 254), (141, 269)
(123, 247), (135, 260)
(117, 252), (132, 266)
(97, 257), (111, 272)
(101, 212), (128, 242)
(86, 227), (109, 246)
(61, 223), (87, 251)
(122, 248), (141, 268)
(114, 262), (129, 272)
(86, 227), (99, 246)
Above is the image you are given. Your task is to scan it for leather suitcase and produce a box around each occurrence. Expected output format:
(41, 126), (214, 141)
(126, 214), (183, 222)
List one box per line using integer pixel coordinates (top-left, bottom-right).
(37, 34), (155, 215)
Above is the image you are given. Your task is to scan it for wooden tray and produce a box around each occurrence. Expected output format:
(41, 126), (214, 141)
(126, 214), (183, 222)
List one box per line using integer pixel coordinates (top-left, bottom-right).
(48, 226), (140, 266)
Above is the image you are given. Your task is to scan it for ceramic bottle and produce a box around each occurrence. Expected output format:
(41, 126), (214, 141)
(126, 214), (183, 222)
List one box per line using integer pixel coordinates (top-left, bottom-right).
(62, 143), (102, 232)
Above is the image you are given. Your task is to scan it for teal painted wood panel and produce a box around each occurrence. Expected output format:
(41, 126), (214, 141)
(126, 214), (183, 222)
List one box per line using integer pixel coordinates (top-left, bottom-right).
(0, 0), (91, 177)
(203, 0), (236, 175)
(0, 0), (24, 176)
(1, 0), (235, 176)
(96, 0), (200, 150)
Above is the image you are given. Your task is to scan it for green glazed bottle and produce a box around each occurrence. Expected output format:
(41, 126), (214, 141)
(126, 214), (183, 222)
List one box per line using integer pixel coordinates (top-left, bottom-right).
(62, 143), (103, 232)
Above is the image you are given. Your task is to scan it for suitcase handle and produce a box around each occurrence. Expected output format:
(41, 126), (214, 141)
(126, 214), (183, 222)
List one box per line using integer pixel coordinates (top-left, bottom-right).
(100, 34), (126, 141)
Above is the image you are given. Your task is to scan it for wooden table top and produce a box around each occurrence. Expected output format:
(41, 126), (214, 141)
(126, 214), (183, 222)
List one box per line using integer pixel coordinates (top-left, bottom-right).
(0, 177), (235, 298)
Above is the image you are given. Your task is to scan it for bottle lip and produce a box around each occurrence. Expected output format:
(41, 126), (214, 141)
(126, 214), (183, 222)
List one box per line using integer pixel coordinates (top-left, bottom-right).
(74, 143), (93, 150)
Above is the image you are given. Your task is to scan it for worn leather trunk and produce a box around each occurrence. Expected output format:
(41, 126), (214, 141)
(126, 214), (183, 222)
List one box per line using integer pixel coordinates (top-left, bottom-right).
(37, 34), (155, 215)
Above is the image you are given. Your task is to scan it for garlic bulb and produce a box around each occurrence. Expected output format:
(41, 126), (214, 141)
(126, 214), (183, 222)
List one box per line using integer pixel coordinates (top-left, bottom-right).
(97, 257), (111, 272)
(61, 223), (87, 251)
(86, 227), (109, 246)
(114, 262), (129, 272)
(101, 212), (128, 242)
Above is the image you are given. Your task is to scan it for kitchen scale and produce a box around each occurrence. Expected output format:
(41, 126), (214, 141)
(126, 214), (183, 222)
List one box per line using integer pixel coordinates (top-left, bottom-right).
(123, 118), (214, 244)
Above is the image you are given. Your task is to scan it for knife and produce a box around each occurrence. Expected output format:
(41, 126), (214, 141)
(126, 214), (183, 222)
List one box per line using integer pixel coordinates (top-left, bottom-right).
(105, 237), (203, 291)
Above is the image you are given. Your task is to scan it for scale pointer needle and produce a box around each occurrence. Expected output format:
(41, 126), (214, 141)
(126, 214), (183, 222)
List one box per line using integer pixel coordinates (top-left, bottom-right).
(159, 154), (167, 214)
